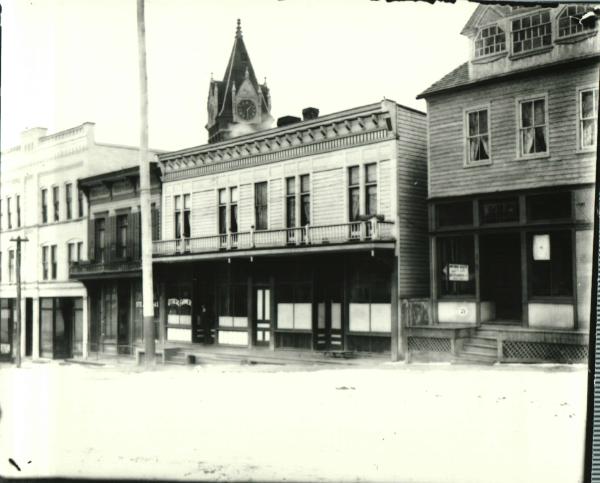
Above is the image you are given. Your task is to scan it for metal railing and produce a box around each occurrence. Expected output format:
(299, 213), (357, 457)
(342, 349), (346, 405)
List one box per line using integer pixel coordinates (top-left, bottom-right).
(153, 219), (395, 257)
(70, 259), (141, 277)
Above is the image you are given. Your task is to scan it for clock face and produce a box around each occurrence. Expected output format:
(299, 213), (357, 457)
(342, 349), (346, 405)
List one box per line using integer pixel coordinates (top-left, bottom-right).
(237, 99), (257, 121)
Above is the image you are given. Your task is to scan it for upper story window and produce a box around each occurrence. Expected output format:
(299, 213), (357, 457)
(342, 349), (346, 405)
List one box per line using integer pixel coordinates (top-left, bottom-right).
(365, 164), (377, 216)
(218, 189), (227, 235)
(41, 189), (48, 224)
(348, 166), (360, 222)
(117, 214), (128, 258)
(557, 5), (593, 39)
(51, 245), (57, 280)
(66, 183), (73, 220)
(512, 10), (552, 54)
(9, 250), (15, 283)
(466, 108), (490, 164)
(78, 188), (84, 218)
(53, 186), (60, 222)
(174, 194), (191, 239)
(254, 182), (268, 230)
(519, 97), (548, 157)
(42, 246), (48, 280)
(16, 196), (20, 228)
(580, 87), (598, 149)
(6, 197), (11, 230)
(95, 218), (106, 262)
(229, 188), (238, 233)
(286, 175), (311, 229)
(475, 25), (506, 58)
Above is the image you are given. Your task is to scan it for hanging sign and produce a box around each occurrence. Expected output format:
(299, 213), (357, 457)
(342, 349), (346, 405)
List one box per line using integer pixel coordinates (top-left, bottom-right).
(448, 264), (469, 282)
(533, 234), (550, 261)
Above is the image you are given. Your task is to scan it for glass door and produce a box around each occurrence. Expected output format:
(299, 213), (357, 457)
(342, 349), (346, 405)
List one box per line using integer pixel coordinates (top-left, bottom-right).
(254, 287), (271, 347)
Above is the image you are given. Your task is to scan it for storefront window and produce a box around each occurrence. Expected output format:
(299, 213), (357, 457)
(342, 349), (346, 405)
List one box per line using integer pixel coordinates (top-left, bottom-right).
(436, 201), (473, 228)
(529, 231), (573, 297)
(479, 198), (519, 224)
(527, 192), (571, 221)
(438, 236), (475, 296)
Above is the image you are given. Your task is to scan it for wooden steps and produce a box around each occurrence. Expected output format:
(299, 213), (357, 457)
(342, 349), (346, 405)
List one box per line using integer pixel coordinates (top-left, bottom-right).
(454, 331), (499, 365)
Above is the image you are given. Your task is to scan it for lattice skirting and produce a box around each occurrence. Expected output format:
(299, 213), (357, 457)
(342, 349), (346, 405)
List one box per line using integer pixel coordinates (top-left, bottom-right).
(408, 337), (451, 353)
(503, 341), (588, 362)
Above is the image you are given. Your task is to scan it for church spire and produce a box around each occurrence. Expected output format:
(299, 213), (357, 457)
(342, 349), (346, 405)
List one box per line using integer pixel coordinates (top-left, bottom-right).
(236, 18), (242, 38)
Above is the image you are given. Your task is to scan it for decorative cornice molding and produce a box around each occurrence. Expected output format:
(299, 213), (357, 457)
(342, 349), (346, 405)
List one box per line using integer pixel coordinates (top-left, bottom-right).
(160, 108), (394, 182)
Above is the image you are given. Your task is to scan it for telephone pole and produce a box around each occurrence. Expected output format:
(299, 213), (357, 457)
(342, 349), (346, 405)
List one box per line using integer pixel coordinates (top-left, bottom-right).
(137, 0), (155, 366)
(10, 236), (28, 368)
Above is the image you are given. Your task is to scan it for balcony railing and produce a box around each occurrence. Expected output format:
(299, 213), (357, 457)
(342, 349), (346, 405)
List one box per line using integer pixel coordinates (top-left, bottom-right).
(70, 259), (141, 278)
(153, 220), (395, 257)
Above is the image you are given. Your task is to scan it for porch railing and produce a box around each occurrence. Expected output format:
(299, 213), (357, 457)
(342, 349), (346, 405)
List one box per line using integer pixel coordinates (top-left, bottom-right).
(70, 259), (141, 277)
(153, 220), (395, 257)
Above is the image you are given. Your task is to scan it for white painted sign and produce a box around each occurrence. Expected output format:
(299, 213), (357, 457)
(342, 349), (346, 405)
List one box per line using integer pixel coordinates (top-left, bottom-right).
(533, 234), (550, 261)
(448, 264), (469, 282)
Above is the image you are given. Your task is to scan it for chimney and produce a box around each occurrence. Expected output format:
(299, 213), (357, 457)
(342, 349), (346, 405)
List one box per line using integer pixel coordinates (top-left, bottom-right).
(302, 107), (319, 121)
(277, 115), (301, 128)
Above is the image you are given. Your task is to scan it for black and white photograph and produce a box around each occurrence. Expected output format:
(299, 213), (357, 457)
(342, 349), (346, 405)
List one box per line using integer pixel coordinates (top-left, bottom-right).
(0, 1), (597, 482)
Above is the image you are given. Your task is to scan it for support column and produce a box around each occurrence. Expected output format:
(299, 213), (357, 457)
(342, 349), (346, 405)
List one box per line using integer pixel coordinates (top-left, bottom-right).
(474, 233), (481, 325)
(32, 297), (40, 360)
(269, 275), (276, 351)
(159, 282), (167, 347)
(391, 255), (399, 362)
(19, 296), (26, 359)
(520, 231), (529, 327)
(247, 274), (254, 349)
(82, 295), (89, 359)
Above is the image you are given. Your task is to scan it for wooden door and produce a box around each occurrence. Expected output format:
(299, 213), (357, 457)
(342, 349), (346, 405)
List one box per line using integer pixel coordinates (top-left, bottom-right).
(254, 287), (271, 347)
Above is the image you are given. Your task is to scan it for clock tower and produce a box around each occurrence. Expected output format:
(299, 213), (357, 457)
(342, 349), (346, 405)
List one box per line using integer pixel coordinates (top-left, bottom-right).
(206, 20), (273, 144)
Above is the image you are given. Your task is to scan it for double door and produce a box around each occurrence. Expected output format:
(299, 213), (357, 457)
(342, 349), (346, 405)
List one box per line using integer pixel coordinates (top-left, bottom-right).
(316, 283), (343, 351)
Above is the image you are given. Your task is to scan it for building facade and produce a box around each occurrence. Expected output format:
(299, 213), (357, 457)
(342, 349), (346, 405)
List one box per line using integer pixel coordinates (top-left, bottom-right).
(413, 4), (598, 363)
(0, 123), (157, 361)
(154, 98), (428, 357)
(69, 165), (162, 356)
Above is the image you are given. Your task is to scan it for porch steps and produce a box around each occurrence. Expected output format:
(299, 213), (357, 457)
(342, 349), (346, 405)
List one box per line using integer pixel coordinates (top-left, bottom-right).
(454, 332), (498, 365)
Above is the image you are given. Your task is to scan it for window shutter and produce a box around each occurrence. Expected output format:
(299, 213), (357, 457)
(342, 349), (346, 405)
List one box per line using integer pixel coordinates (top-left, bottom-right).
(108, 216), (117, 263)
(127, 212), (135, 259)
(88, 219), (96, 262)
(132, 211), (141, 260)
(151, 207), (159, 241)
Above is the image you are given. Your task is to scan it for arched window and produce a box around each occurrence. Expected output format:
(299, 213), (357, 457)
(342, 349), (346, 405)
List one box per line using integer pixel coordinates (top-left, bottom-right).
(475, 25), (506, 58)
(557, 5), (594, 38)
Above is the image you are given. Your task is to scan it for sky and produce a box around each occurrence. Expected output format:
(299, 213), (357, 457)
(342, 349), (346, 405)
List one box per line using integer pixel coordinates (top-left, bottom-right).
(1, 0), (478, 151)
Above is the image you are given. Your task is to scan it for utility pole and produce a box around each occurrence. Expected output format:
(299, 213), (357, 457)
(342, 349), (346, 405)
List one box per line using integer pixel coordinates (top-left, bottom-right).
(10, 236), (28, 368)
(137, 0), (155, 366)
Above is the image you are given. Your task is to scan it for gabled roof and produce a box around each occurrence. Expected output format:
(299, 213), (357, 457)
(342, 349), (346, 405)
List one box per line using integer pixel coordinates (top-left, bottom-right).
(460, 4), (513, 37)
(216, 20), (268, 117)
(417, 62), (470, 99)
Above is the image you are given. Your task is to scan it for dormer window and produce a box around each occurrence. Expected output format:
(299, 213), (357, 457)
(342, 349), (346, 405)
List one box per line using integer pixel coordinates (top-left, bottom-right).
(475, 25), (506, 58)
(557, 5), (594, 39)
(512, 10), (552, 54)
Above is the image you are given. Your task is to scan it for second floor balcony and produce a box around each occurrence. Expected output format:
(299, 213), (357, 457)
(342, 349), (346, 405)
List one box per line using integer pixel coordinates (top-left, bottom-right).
(70, 252), (141, 280)
(153, 219), (396, 258)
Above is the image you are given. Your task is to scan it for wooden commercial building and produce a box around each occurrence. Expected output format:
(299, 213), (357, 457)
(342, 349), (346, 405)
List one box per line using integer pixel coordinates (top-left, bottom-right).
(152, 22), (428, 359)
(413, 4), (597, 363)
(69, 164), (162, 355)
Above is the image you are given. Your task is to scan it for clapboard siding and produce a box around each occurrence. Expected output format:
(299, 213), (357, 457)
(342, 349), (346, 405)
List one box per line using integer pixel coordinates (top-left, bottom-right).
(312, 167), (345, 225)
(192, 190), (215, 236)
(379, 160), (392, 220)
(238, 183), (254, 232)
(396, 107), (429, 298)
(427, 62), (599, 199)
(162, 195), (173, 241)
(269, 177), (283, 229)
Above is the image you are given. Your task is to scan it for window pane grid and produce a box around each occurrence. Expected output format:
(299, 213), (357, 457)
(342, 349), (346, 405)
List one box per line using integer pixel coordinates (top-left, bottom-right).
(512, 11), (552, 54)
(520, 98), (547, 155)
(467, 109), (490, 162)
(580, 88), (599, 148)
(475, 25), (506, 57)
(558, 5), (588, 38)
